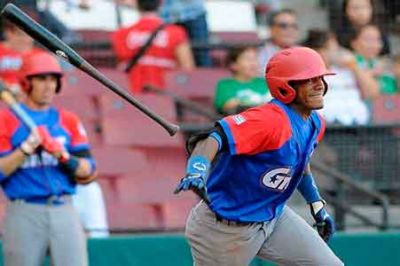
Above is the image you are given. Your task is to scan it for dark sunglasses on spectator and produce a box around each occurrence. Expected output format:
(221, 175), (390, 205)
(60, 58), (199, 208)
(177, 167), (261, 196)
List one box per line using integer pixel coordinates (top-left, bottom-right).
(273, 22), (298, 30)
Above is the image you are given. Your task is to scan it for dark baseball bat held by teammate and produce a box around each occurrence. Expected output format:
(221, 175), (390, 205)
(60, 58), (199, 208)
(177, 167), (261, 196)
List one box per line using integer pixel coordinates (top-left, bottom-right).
(0, 81), (37, 131)
(0, 3), (179, 136)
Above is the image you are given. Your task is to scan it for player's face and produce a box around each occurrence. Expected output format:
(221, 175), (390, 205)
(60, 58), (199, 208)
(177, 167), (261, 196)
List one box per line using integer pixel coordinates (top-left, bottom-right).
(28, 74), (58, 108)
(292, 76), (325, 110)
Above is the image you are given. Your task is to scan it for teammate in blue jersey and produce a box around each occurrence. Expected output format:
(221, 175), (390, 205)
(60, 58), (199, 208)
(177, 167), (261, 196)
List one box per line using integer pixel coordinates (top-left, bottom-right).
(0, 52), (96, 266)
(175, 47), (344, 266)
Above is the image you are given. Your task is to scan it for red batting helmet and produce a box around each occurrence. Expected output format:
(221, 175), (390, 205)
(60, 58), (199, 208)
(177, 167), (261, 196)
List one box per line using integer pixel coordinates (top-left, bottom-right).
(20, 52), (63, 93)
(265, 46), (335, 104)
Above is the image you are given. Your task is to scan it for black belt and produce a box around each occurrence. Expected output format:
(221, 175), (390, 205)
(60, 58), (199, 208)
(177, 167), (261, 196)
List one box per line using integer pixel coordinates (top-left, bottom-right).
(214, 213), (255, 226)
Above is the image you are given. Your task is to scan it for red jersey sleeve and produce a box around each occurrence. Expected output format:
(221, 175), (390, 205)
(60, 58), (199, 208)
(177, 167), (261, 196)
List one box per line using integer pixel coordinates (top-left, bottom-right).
(59, 109), (90, 150)
(0, 109), (19, 155)
(316, 113), (326, 142)
(218, 104), (292, 155)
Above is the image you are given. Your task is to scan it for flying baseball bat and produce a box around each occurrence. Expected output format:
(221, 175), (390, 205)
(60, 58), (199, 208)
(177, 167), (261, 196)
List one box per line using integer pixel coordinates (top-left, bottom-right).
(0, 3), (179, 136)
(143, 85), (221, 121)
(0, 81), (37, 131)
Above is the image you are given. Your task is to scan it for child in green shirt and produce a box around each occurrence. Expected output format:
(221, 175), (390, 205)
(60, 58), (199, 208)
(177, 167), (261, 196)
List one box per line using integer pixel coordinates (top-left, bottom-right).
(351, 24), (398, 94)
(214, 46), (271, 115)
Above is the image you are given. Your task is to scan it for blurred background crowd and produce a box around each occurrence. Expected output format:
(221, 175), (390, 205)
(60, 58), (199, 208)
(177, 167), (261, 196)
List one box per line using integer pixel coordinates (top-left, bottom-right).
(0, 0), (399, 236)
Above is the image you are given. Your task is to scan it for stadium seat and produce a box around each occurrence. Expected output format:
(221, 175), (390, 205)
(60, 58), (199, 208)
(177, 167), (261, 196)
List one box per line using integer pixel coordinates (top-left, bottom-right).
(115, 175), (179, 204)
(114, 146), (186, 199)
(53, 94), (101, 145)
(106, 202), (163, 230)
(76, 30), (113, 41)
(99, 92), (184, 147)
(92, 146), (148, 178)
(74, 28), (117, 67)
(211, 31), (260, 43)
(165, 68), (230, 100)
(372, 94), (400, 124)
(53, 94), (98, 120)
(60, 68), (129, 98)
(164, 69), (227, 122)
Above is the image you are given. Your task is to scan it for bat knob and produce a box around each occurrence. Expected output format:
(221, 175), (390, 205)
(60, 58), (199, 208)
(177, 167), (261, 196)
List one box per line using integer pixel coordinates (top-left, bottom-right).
(167, 124), (180, 136)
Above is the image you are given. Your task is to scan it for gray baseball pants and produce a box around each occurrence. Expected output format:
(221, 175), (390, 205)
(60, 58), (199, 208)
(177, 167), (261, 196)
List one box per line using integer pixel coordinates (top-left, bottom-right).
(186, 201), (344, 266)
(2, 199), (88, 266)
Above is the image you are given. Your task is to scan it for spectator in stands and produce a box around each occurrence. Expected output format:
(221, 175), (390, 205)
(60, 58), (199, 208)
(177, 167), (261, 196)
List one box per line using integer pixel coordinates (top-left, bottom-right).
(0, 15), (43, 97)
(350, 24), (397, 94)
(252, 0), (283, 26)
(258, 9), (299, 73)
(0, 0), (81, 44)
(304, 29), (378, 125)
(335, 0), (390, 55)
(214, 46), (271, 116)
(160, 0), (212, 67)
(112, 0), (195, 94)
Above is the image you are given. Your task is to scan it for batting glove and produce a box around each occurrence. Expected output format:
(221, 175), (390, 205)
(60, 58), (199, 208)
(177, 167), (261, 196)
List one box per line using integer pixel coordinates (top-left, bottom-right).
(310, 200), (335, 242)
(174, 155), (210, 201)
(37, 126), (70, 162)
(19, 129), (41, 155)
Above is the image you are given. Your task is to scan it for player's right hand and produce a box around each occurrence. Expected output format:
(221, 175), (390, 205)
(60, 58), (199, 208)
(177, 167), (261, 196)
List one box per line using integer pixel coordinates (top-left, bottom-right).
(37, 126), (70, 162)
(19, 129), (41, 155)
(174, 155), (210, 200)
(310, 200), (335, 242)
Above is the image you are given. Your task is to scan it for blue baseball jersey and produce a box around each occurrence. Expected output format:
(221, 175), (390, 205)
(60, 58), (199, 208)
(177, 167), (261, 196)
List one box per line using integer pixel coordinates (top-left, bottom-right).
(207, 99), (325, 222)
(0, 104), (92, 200)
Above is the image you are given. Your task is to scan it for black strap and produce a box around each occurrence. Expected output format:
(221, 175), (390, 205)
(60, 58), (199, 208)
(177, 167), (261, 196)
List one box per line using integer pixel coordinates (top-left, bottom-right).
(124, 23), (167, 73)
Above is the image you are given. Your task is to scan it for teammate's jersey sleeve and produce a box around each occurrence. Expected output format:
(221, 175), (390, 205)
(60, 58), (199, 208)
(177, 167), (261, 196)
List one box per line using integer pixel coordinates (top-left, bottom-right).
(59, 109), (90, 152)
(0, 109), (19, 155)
(217, 104), (292, 155)
(316, 113), (326, 142)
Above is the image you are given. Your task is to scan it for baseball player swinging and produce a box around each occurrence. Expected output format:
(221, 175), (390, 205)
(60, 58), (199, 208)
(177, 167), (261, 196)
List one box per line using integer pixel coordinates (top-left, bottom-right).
(175, 47), (344, 265)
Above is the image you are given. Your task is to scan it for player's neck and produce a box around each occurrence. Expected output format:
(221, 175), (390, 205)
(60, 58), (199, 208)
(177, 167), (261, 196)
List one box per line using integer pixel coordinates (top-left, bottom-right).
(24, 98), (50, 111)
(289, 102), (312, 120)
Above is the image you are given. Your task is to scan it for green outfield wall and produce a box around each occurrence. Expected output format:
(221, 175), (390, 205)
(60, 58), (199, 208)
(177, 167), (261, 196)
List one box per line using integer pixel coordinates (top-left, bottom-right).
(1, 232), (400, 265)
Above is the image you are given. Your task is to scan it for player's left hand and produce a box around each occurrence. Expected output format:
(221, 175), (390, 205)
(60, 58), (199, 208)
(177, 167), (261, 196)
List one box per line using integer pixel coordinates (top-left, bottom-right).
(310, 200), (335, 242)
(174, 155), (210, 202)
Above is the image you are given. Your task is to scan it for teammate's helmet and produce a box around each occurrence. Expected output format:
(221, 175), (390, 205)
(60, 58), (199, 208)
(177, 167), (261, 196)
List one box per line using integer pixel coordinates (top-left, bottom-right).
(265, 46), (335, 104)
(20, 52), (63, 93)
